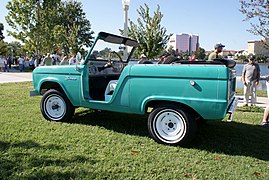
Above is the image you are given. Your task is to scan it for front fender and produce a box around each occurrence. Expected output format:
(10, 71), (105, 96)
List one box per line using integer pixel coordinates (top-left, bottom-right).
(37, 76), (81, 106)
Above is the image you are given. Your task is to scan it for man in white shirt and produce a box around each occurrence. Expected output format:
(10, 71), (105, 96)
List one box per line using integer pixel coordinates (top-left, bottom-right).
(3, 58), (9, 72)
(18, 56), (25, 72)
(0, 57), (4, 72)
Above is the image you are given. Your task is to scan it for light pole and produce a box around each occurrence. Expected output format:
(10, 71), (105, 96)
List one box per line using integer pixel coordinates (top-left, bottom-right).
(36, 0), (43, 59)
(122, 0), (130, 60)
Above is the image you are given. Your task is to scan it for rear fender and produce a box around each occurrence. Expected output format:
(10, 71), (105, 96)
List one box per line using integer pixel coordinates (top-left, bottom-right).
(142, 96), (197, 115)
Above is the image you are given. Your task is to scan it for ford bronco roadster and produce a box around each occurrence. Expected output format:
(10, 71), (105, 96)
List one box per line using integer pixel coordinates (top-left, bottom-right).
(30, 32), (237, 145)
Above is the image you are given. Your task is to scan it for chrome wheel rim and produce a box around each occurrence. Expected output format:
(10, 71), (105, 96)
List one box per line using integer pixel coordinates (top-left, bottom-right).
(44, 95), (66, 120)
(154, 109), (186, 143)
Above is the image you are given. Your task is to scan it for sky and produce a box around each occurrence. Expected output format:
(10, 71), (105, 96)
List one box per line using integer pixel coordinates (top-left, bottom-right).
(0, 0), (261, 51)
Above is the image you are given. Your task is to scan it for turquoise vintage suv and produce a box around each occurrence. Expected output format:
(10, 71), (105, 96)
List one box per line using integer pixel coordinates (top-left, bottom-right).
(31, 32), (237, 145)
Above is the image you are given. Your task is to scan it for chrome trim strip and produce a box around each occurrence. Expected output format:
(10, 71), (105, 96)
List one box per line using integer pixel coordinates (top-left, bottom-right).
(227, 97), (238, 122)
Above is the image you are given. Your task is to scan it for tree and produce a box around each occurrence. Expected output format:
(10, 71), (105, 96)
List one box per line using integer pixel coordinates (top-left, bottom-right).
(0, 23), (4, 40)
(5, 0), (61, 56)
(240, 0), (269, 47)
(7, 41), (23, 58)
(99, 47), (111, 58)
(0, 40), (8, 56)
(54, 1), (94, 54)
(237, 55), (247, 63)
(167, 46), (176, 56)
(5, 0), (93, 56)
(125, 4), (171, 60)
(196, 47), (206, 59)
(0, 23), (6, 55)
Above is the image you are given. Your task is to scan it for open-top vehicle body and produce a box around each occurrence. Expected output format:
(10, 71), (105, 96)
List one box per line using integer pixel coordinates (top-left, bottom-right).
(31, 32), (237, 145)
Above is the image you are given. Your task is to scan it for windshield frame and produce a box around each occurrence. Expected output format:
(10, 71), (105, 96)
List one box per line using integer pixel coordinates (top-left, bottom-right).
(83, 32), (139, 65)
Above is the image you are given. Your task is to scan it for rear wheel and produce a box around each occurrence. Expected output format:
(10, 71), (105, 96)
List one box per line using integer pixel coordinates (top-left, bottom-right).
(40, 89), (75, 122)
(148, 105), (197, 145)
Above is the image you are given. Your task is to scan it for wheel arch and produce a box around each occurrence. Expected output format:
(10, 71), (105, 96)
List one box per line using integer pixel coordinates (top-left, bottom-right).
(144, 99), (201, 119)
(39, 81), (65, 95)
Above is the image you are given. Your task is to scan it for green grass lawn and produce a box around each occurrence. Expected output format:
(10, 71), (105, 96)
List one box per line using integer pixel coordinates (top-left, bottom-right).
(1, 82), (269, 179)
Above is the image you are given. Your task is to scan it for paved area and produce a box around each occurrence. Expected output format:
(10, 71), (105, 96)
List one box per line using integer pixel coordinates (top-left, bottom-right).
(236, 95), (268, 108)
(0, 72), (32, 84)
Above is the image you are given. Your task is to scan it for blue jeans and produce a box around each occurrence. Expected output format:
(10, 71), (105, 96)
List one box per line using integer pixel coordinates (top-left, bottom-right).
(19, 64), (24, 72)
(4, 64), (9, 72)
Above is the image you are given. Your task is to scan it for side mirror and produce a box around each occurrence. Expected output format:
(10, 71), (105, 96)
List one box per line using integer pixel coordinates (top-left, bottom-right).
(76, 52), (82, 61)
(75, 52), (82, 70)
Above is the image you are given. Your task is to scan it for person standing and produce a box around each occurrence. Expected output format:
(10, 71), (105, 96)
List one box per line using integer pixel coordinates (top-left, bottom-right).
(69, 53), (77, 65)
(7, 57), (12, 69)
(43, 53), (53, 66)
(29, 56), (35, 70)
(208, 43), (225, 60)
(52, 51), (60, 65)
(190, 54), (198, 61)
(60, 54), (69, 65)
(0, 57), (4, 72)
(242, 55), (260, 106)
(18, 56), (25, 72)
(266, 62), (269, 99)
(3, 58), (9, 72)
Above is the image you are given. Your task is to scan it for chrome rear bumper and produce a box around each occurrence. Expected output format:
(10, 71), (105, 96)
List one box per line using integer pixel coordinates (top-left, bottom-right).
(227, 97), (239, 122)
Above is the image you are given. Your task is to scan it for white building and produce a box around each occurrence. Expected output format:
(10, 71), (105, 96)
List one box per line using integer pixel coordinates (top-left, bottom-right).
(168, 33), (199, 54)
(248, 39), (269, 56)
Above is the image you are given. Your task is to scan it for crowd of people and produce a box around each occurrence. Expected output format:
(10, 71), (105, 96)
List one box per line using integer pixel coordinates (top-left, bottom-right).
(0, 51), (82, 72)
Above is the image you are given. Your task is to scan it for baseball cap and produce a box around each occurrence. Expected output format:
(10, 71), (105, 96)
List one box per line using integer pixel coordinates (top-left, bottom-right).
(214, 43), (225, 49)
(249, 55), (255, 60)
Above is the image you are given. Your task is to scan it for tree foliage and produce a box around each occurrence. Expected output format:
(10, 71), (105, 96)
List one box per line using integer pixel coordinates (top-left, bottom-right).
(54, 1), (94, 54)
(196, 47), (206, 60)
(240, 0), (269, 47)
(5, 0), (93, 56)
(7, 41), (23, 57)
(0, 23), (6, 55)
(0, 41), (8, 56)
(0, 23), (4, 40)
(126, 4), (171, 59)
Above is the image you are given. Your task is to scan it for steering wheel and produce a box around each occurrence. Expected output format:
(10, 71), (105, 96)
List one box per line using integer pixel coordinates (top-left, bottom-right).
(106, 51), (124, 72)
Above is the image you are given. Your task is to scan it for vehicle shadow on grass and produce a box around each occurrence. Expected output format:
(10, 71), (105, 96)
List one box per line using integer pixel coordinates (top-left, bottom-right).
(72, 109), (149, 137)
(0, 140), (96, 179)
(188, 121), (269, 161)
(72, 109), (269, 161)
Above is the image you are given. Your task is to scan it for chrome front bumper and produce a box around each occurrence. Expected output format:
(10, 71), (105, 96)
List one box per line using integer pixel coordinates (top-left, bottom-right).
(227, 97), (239, 122)
(30, 90), (40, 97)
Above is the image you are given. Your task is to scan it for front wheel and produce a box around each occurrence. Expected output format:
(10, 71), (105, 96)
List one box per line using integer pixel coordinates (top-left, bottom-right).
(40, 89), (75, 122)
(148, 105), (197, 146)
